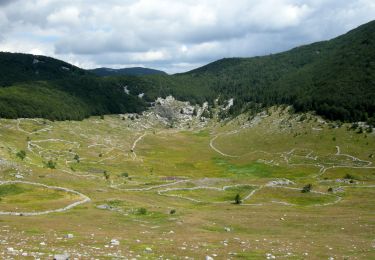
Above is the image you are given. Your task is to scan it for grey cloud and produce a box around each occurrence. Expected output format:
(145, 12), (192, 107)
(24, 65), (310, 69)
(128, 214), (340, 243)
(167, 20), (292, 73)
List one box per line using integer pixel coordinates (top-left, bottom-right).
(0, 0), (374, 73)
(0, 0), (15, 6)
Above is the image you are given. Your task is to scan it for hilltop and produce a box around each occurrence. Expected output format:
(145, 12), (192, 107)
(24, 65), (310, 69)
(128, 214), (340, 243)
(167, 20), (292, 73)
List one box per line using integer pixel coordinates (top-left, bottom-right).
(89, 67), (167, 77)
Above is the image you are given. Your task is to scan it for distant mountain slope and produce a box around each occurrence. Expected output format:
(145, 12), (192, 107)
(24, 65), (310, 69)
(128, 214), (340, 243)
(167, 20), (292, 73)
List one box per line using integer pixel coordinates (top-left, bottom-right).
(89, 67), (166, 77)
(0, 52), (87, 86)
(0, 53), (146, 120)
(118, 20), (375, 123)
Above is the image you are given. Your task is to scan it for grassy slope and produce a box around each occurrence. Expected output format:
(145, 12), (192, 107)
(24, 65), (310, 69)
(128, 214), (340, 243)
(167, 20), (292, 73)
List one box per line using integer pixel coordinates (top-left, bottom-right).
(0, 110), (374, 258)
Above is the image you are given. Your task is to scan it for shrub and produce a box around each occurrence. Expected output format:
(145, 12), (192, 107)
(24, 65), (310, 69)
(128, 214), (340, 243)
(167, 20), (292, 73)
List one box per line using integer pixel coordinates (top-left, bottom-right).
(170, 209), (176, 214)
(299, 114), (307, 121)
(16, 150), (26, 160)
(350, 123), (359, 130)
(121, 172), (129, 178)
(328, 187), (333, 192)
(45, 160), (56, 169)
(301, 184), (312, 193)
(344, 174), (355, 180)
(234, 194), (242, 204)
(137, 208), (147, 215)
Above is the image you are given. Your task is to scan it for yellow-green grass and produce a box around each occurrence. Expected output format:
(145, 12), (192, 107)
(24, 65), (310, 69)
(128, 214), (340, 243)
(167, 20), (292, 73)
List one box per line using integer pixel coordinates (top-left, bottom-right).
(161, 185), (256, 203)
(322, 167), (375, 181)
(0, 183), (81, 212)
(0, 109), (374, 259)
(17, 118), (51, 133)
(249, 186), (338, 206)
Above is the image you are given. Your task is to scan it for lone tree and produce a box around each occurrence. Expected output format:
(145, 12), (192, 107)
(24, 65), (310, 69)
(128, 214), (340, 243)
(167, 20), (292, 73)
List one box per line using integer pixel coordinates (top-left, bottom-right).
(234, 194), (242, 204)
(301, 184), (312, 193)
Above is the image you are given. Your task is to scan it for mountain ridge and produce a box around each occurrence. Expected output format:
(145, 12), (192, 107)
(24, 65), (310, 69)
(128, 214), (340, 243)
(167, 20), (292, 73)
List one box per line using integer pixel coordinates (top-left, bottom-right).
(89, 67), (167, 77)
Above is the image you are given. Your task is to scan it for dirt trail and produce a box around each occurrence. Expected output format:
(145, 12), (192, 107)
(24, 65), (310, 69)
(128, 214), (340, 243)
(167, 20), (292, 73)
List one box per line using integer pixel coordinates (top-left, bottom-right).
(131, 133), (147, 159)
(0, 180), (90, 216)
(209, 134), (239, 158)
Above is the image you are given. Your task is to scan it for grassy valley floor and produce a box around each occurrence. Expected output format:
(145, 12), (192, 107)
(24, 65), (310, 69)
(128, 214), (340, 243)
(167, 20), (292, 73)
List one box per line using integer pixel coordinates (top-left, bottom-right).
(0, 108), (374, 259)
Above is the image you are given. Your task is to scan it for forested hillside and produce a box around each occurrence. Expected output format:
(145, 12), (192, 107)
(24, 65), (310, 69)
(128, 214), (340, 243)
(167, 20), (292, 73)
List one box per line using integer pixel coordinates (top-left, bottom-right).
(0, 20), (374, 123)
(0, 52), (87, 86)
(0, 53), (146, 120)
(115, 20), (375, 124)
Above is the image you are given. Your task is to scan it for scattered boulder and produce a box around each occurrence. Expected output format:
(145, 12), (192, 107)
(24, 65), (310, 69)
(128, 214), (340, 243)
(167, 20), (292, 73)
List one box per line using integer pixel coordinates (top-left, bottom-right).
(266, 179), (295, 187)
(96, 204), (110, 210)
(332, 187), (344, 193)
(145, 247), (153, 253)
(335, 179), (359, 184)
(65, 233), (74, 239)
(54, 253), (70, 260)
(110, 239), (120, 246)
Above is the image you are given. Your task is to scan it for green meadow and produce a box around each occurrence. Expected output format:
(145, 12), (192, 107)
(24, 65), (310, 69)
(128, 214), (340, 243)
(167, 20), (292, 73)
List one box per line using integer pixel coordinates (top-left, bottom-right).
(0, 108), (374, 259)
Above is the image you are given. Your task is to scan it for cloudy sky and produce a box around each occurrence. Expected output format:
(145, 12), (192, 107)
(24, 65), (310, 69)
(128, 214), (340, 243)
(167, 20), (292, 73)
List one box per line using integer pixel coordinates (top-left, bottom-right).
(0, 0), (374, 73)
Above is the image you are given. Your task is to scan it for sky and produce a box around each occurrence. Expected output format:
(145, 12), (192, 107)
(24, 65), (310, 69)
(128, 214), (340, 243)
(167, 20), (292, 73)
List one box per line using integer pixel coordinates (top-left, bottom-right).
(0, 0), (374, 73)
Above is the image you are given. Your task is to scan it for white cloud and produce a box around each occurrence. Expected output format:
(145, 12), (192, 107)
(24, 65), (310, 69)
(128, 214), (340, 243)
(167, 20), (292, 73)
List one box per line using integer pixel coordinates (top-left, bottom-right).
(47, 6), (81, 27)
(0, 0), (374, 73)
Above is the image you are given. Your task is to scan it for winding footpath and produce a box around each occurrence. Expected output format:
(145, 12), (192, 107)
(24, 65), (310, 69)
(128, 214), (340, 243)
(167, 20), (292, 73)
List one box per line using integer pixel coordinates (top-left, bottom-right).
(0, 180), (91, 216)
(209, 134), (240, 158)
(16, 118), (53, 135)
(111, 179), (189, 192)
(131, 133), (147, 159)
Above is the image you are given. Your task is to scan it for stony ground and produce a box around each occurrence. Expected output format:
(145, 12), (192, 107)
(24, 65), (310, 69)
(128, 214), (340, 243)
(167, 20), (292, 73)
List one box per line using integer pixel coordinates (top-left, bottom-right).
(0, 102), (374, 259)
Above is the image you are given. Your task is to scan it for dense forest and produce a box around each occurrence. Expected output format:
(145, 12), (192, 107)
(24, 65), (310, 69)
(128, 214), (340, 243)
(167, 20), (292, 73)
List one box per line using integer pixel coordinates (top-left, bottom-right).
(0, 20), (374, 123)
(115, 20), (375, 124)
(0, 53), (146, 120)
